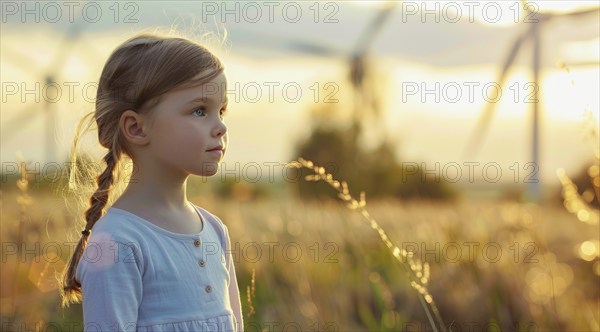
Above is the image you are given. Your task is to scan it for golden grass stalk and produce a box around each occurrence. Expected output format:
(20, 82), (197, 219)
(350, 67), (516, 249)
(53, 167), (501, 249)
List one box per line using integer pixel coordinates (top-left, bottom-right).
(556, 167), (600, 225)
(11, 152), (34, 321)
(246, 268), (256, 317)
(287, 158), (446, 331)
(554, 64), (600, 224)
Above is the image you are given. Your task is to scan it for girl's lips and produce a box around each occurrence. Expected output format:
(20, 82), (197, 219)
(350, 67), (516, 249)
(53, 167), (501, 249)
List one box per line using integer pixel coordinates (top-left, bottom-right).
(206, 145), (224, 152)
(207, 149), (223, 155)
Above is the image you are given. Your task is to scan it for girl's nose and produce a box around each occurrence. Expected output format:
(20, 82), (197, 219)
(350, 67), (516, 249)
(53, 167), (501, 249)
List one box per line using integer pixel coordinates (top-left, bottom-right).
(213, 119), (227, 137)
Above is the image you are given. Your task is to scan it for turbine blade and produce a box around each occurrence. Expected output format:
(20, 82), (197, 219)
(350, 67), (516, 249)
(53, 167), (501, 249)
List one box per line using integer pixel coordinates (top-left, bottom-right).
(1, 47), (43, 74)
(286, 39), (342, 57)
(353, 3), (398, 56)
(561, 61), (600, 67)
(555, 7), (600, 18)
(1, 103), (40, 141)
(462, 27), (531, 160)
(45, 19), (89, 81)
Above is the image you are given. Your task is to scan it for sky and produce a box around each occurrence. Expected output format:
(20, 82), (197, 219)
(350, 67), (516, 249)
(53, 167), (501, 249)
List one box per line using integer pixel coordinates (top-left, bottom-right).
(1, 1), (599, 187)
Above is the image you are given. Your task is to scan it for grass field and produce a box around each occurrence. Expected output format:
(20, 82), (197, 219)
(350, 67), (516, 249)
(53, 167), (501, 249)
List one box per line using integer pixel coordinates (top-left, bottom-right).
(1, 172), (598, 331)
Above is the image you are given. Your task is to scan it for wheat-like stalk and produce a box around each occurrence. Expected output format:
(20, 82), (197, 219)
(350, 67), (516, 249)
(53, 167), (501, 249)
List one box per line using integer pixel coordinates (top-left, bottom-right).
(555, 63), (600, 222)
(556, 62), (600, 299)
(11, 152), (34, 322)
(246, 268), (256, 317)
(287, 158), (446, 331)
(556, 168), (600, 225)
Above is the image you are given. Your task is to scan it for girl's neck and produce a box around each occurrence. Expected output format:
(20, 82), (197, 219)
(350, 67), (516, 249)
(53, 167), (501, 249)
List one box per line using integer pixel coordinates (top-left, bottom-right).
(111, 187), (203, 235)
(115, 175), (190, 213)
(115, 187), (188, 212)
(111, 177), (204, 235)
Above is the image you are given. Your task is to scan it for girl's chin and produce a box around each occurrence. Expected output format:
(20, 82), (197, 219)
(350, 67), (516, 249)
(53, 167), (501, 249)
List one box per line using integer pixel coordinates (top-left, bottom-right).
(187, 162), (220, 176)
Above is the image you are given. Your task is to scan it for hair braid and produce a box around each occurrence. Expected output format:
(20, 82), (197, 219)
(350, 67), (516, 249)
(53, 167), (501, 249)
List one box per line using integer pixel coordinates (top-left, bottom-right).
(60, 150), (118, 307)
(84, 150), (117, 230)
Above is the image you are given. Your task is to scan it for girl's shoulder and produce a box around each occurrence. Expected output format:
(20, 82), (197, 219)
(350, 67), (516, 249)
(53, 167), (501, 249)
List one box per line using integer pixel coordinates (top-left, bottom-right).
(88, 207), (150, 245)
(191, 204), (230, 244)
(194, 204), (226, 229)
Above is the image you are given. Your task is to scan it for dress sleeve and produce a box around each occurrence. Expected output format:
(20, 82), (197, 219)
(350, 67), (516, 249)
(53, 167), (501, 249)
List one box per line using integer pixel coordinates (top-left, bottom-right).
(76, 234), (143, 332)
(223, 225), (244, 331)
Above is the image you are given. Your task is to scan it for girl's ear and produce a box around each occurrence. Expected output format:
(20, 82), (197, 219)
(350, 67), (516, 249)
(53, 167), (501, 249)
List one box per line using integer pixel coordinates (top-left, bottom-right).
(120, 110), (150, 146)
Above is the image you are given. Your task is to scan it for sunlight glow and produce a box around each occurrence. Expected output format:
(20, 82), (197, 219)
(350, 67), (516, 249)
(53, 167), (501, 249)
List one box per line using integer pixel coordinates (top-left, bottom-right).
(560, 38), (600, 64)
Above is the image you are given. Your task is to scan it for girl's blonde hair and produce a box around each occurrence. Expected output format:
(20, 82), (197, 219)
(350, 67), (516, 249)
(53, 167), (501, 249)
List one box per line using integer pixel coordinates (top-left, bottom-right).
(60, 33), (224, 307)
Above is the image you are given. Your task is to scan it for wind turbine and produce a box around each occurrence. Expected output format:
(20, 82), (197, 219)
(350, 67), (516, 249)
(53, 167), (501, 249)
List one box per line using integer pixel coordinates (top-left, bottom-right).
(1, 20), (98, 164)
(286, 2), (398, 148)
(462, 2), (600, 202)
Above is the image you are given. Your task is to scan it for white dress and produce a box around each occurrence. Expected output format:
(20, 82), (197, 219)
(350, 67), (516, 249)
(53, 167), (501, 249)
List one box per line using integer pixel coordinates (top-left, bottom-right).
(76, 204), (244, 331)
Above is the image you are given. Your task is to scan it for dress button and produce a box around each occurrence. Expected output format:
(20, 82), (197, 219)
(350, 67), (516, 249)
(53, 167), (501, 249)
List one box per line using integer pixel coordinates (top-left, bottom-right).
(194, 239), (201, 247)
(199, 259), (205, 267)
(205, 285), (212, 293)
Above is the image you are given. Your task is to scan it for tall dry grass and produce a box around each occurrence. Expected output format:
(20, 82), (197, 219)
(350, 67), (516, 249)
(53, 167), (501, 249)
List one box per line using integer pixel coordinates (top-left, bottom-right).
(287, 158), (445, 331)
(1, 156), (599, 330)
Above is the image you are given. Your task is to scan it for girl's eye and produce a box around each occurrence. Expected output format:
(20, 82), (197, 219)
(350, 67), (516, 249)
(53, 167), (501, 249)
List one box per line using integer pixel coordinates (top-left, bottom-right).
(220, 108), (229, 119)
(192, 107), (206, 117)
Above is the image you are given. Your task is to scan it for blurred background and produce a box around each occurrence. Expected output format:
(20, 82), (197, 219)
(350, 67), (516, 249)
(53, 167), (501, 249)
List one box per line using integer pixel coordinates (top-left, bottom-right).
(1, 1), (599, 331)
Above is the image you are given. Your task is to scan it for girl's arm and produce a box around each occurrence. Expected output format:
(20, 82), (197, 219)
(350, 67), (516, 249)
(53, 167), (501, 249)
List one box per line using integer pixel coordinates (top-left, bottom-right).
(77, 236), (143, 331)
(224, 226), (244, 331)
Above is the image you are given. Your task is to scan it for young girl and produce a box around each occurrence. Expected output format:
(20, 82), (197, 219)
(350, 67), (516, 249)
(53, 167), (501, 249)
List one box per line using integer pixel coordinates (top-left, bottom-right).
(60, 33), (243, 331)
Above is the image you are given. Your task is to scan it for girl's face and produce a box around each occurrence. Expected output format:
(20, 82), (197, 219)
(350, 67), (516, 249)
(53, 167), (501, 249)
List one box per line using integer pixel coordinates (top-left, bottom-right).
(146, 71), (228, 177)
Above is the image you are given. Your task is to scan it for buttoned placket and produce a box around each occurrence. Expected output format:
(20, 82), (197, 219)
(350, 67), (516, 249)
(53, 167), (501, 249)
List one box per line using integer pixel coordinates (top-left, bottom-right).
(191, 235), (217, 302)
